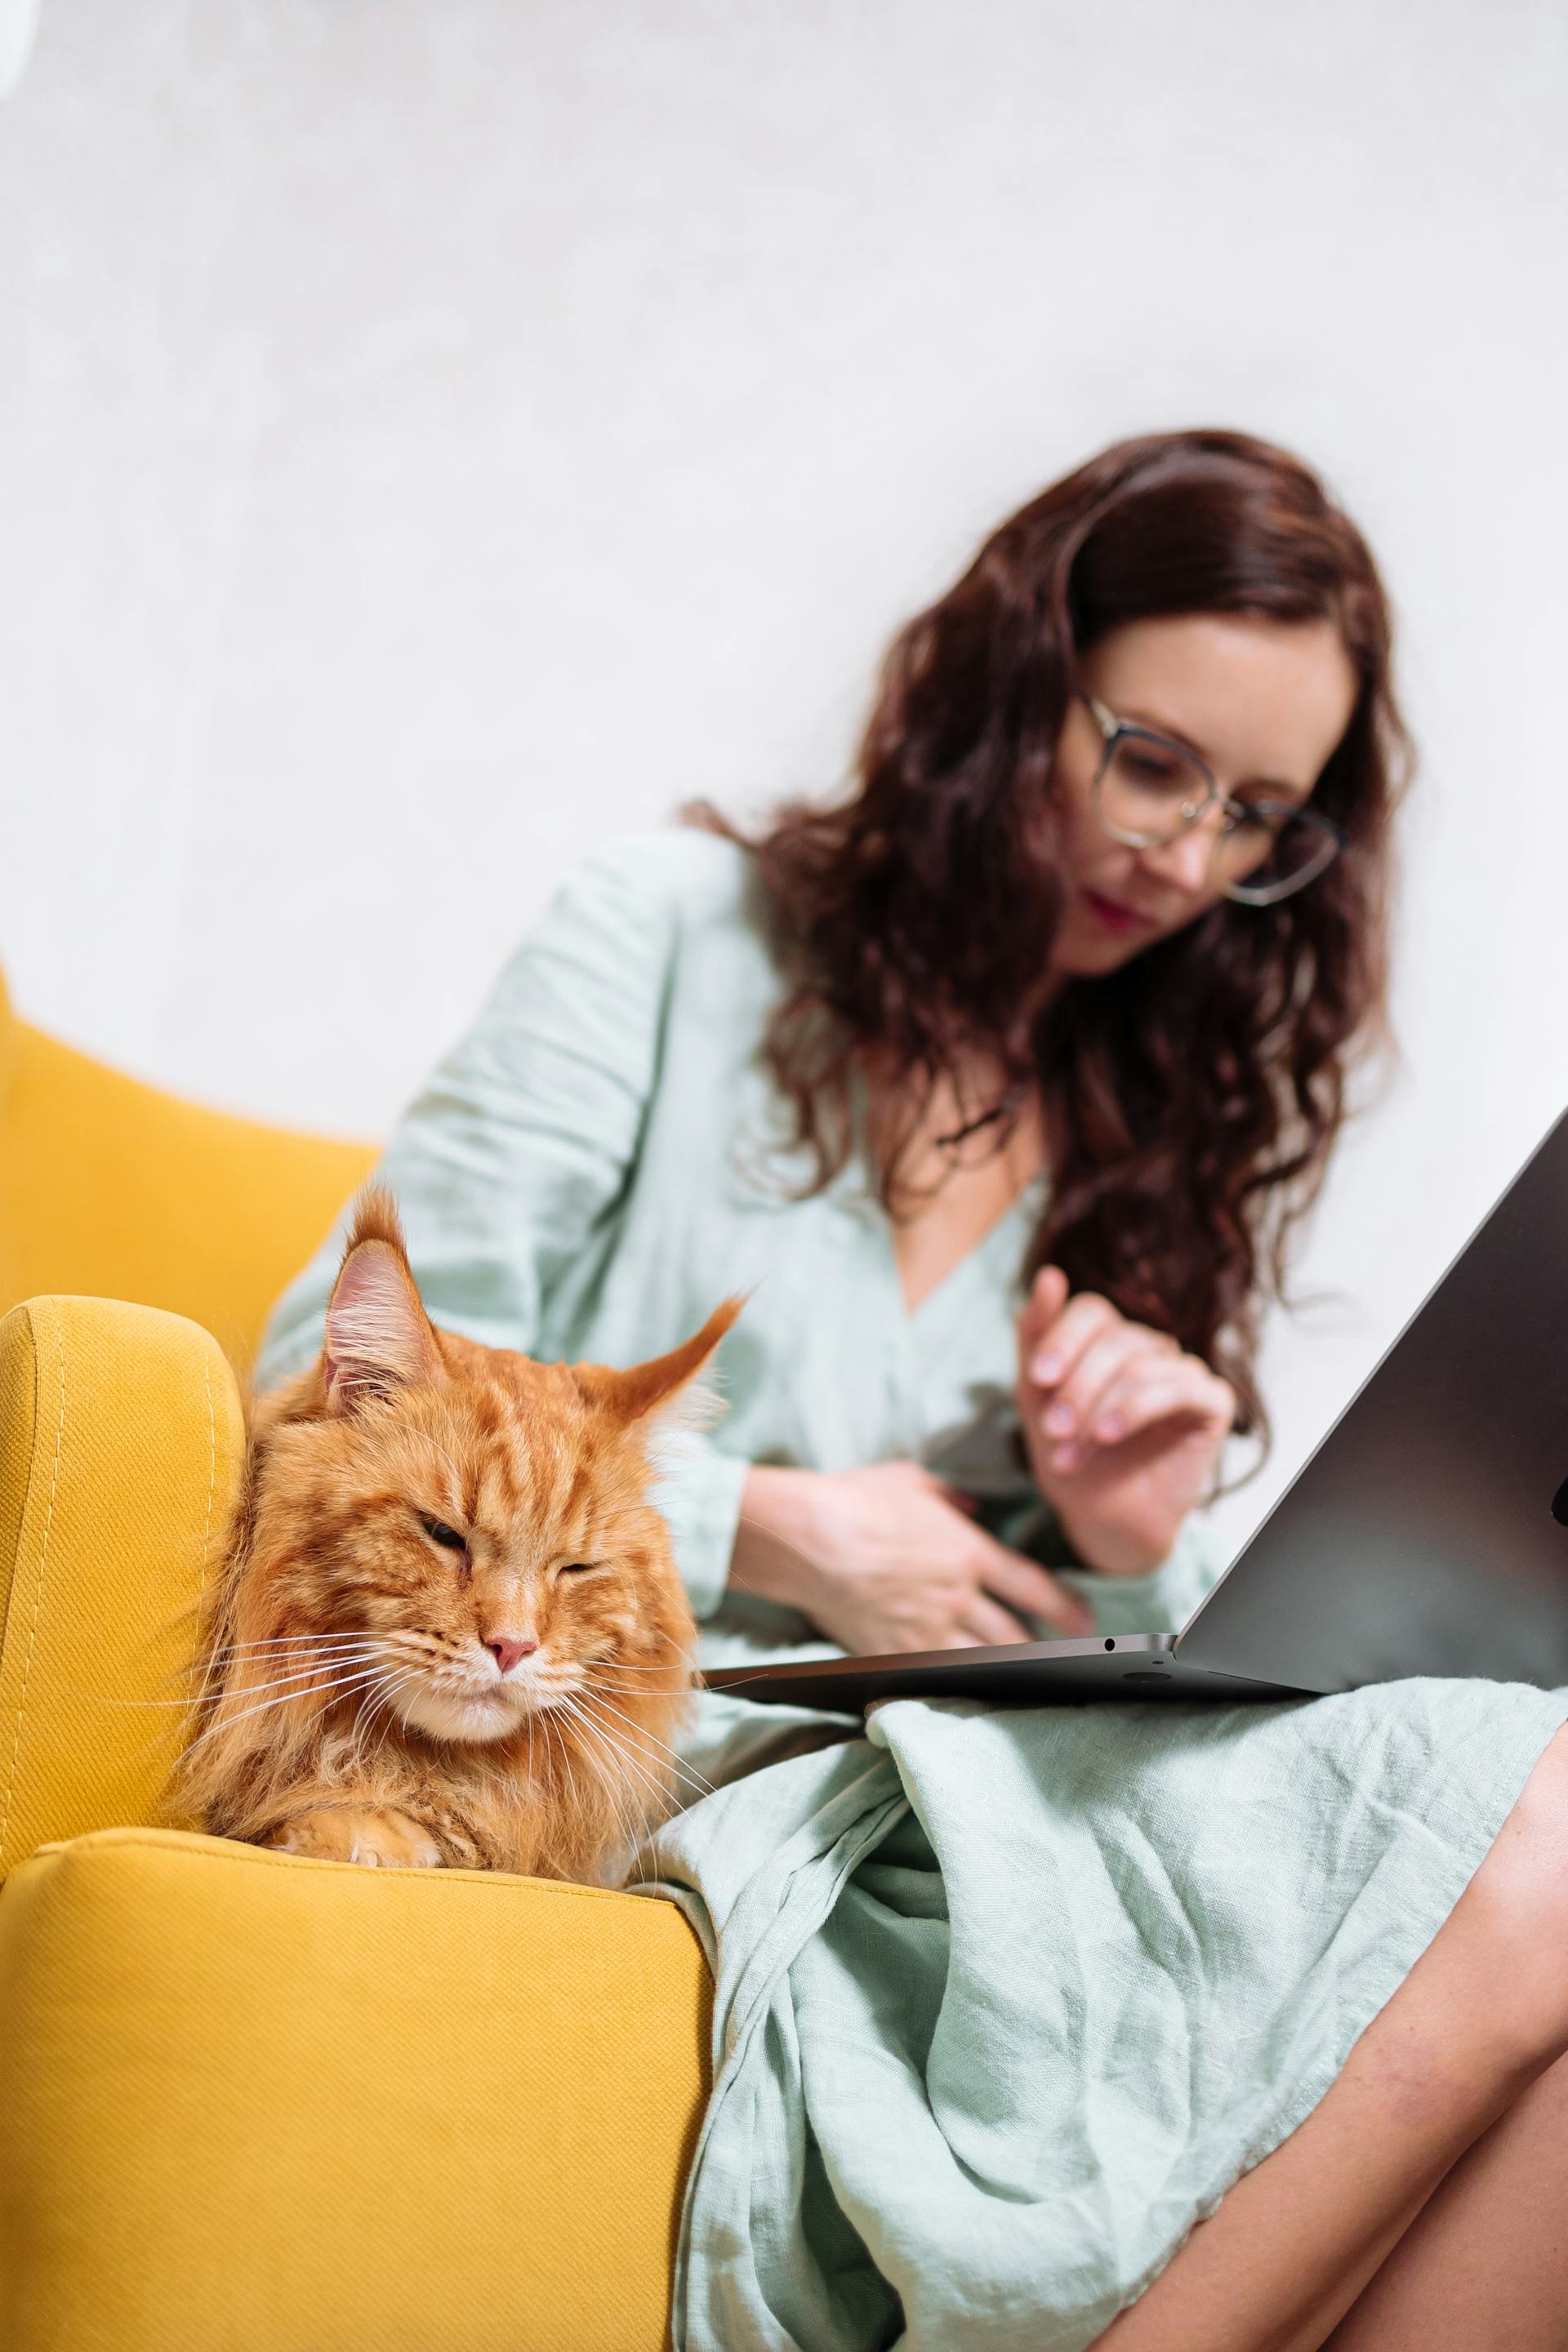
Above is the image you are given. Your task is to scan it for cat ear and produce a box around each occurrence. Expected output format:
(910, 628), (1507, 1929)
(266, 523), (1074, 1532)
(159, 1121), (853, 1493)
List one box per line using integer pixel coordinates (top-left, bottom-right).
(321, 1187), (443, 1414)
(572, 1296), (744, 1436)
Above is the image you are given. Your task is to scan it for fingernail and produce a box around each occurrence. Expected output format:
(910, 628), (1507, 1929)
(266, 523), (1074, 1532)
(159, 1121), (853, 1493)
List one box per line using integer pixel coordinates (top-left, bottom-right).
(1094, 1414), (1124, 1443)
(1032, 1351), (1063, 1383)
(1053, 1442), (1081, 1472)
(1045, 1402), (1075, 1437)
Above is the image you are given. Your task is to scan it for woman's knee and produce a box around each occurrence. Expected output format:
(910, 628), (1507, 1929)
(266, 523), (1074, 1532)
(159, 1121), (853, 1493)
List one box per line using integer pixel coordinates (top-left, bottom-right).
(1441, 1722), (1568, 2066)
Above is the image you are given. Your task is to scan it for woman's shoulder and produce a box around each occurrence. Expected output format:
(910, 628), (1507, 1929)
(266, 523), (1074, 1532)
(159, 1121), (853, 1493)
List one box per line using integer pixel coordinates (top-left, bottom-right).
(549, 822), (769, 965)
(571, 822), (755, 916)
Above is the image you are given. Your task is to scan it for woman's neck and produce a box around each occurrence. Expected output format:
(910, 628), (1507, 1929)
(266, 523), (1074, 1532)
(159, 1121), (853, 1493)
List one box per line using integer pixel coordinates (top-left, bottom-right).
(862, 1049), (1048, 1209)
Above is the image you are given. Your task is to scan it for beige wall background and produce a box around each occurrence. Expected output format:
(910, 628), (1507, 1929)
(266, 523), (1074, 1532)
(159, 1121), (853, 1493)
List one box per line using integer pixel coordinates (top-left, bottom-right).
(3, 0), (1566, 1555)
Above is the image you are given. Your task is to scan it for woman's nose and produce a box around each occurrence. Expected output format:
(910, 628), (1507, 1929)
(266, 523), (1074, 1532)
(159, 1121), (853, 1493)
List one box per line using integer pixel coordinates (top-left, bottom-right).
(1137, 814), (1220, 899)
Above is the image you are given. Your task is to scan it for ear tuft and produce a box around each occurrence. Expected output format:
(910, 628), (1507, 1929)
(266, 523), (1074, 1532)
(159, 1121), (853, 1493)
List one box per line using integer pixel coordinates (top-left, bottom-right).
(322, 1186), (443, 1414)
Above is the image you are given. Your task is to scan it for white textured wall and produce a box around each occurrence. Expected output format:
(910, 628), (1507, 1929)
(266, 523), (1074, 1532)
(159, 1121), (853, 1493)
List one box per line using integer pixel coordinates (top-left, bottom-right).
(3, 0), (1566, 1554)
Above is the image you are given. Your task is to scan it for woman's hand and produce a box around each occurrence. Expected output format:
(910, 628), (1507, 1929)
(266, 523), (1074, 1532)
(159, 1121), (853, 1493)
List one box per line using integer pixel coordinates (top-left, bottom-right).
(729, 1461), (1096, 1655)
(1016, 1267), (1235, 1577)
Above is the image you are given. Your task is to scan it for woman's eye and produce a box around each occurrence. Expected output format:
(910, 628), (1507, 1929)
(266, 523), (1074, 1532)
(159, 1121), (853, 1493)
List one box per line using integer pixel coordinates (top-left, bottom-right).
(421, 1517), (468, 1554)
(1123, 750), (1186, 787)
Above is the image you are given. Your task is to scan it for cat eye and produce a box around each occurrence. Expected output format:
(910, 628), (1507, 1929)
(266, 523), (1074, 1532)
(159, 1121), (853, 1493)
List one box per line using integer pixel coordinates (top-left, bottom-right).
(419, 1516), (469, 1556)
(556, 1561), (599, 1578)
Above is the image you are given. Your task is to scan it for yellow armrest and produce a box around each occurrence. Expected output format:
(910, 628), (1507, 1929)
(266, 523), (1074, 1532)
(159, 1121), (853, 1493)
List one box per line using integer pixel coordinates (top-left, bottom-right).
(1, 1827), (708, 2351)
(0, 1295), (243, 1882)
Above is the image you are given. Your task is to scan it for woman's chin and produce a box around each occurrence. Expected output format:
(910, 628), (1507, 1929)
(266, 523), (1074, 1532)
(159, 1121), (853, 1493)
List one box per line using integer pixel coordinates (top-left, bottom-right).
(1051, 918), (1147, 974)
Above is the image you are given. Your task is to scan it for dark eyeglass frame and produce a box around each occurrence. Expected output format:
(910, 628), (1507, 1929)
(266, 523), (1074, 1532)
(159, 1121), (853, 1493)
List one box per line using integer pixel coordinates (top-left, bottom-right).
(1080, 693), (1347, 906)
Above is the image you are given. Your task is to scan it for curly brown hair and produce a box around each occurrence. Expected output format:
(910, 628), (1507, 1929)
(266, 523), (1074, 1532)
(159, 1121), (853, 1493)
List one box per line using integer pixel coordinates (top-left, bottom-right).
(687, 426), (1414, 1479)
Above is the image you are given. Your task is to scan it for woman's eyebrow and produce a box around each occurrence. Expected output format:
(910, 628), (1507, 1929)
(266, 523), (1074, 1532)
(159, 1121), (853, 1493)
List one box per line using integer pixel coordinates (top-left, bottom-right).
(1120, 706), (1307, 800)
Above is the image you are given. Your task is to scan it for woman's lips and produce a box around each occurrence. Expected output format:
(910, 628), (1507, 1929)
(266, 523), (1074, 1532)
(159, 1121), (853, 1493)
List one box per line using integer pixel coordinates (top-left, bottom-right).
(1081, 887), (1159, 936)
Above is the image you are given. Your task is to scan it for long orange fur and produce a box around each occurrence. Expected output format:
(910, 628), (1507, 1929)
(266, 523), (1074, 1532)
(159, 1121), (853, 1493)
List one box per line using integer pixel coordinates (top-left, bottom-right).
(174, 1187), (740, 1880)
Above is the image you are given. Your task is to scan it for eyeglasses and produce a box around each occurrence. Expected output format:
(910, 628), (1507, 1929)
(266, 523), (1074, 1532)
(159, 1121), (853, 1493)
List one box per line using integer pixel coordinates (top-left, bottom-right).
(1080, 693), (1345, 906)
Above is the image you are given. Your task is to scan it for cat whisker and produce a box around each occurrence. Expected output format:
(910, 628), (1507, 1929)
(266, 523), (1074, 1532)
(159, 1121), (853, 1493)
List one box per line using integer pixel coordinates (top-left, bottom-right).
(189, 1651), (390, 1708)
(368, 1671), (423, 1769)
(223, 1645), (386, 1668)
(577, 1669), (693, 1689)
(595, 1735), (712, 1811)
(555, 1692), (687, 1822)
(207, 1644), (398, 1672)
(201, 1643), (393, 1682)
(337, 1665), (415, 1779)
(349, 1668), (421, 1775)
(581, 1656), (695, 1673)
(213, 1630), (394, 1649)
(576, 1699), (712, 1790)
(577, 1688), (717, 1797)
(538, 1706), (573, 1809)
(602, 1766), (657, 1886)
(577, 1682), (694, 1705)
(180, 1666), (392, 1756)
(576, 1693), (710, 1768)
(99, 1649), (387, 1708)
(342, 1666), (396, 1771)
(554, 1709), (644, 1851)
(227, 1651), (387, 1682)
(550, 1694), (666, 1864)
(577, 1664), (697, 1694)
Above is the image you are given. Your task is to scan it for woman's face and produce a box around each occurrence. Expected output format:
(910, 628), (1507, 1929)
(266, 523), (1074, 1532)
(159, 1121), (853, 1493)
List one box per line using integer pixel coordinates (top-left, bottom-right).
(1046, 612), (1360, 977)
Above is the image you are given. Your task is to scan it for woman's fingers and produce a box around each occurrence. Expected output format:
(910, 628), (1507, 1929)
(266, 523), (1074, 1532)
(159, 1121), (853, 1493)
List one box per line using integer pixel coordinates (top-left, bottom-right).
(1022, 1276), (1186, 1399)
(1025, 1288), (1128, 1388)
(1018, 1264), (1071, 1361)
(973, 1535), (1094, 1636)
(1022, 1284), (1101, 1386)
(956, 1591), (1036, 1648)
(1034, 1324), (1153, 1443)
(1082, 1362), (1234, 1449)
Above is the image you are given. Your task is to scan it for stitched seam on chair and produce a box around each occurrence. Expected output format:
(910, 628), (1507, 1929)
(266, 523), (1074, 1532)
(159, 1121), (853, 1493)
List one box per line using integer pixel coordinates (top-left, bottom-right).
(199, 1346), (217, 1581)
(45, 1824), (680, 1905)
(0, 1310), (67, 1855)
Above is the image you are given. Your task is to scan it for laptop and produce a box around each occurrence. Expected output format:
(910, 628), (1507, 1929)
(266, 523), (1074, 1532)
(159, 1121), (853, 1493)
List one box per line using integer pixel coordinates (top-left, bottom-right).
(704, 1102), (1568, 1713)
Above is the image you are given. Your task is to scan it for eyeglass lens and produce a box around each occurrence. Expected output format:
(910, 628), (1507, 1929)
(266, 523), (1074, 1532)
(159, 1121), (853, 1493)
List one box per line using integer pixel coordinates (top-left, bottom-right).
(1098, 734), (1338, 902)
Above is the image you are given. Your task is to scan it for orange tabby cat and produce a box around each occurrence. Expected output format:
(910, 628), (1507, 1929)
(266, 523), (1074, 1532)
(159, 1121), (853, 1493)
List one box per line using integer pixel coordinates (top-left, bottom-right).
(176, 1186), (739, 1880)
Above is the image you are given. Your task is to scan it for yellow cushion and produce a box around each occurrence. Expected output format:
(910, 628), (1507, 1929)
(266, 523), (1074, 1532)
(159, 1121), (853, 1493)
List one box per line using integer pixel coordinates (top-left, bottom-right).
(0, 1826), (710, 2352)
(0, 964), (375, 1372)
(0, 1295), (244, 1883)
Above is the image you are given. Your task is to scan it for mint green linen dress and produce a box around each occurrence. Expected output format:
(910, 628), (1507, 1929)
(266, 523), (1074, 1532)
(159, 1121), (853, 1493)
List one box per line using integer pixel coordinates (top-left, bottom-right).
(257, 829), (1568, 2350)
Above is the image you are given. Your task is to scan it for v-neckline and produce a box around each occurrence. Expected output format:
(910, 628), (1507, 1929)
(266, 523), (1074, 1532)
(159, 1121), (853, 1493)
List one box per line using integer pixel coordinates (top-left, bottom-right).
(882, 1169), (1045, 1325)
(841, 1062), (1048, 1325)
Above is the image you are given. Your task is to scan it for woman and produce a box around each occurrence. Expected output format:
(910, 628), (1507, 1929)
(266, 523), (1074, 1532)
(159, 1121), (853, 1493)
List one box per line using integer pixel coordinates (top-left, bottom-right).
(258, 427), (1568, 2350)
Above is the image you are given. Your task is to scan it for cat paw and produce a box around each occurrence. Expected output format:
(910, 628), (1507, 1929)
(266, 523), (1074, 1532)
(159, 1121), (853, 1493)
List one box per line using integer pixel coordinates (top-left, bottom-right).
(267, 1807), (445, 1869)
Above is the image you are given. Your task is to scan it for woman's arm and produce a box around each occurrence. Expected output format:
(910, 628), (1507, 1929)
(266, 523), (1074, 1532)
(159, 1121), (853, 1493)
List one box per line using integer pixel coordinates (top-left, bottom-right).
(729, 1460), (1099, 1653)
(254, 835), (750, 1619)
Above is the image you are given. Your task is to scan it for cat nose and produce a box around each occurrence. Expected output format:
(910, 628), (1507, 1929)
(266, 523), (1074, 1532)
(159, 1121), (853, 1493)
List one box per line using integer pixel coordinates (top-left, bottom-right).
(486, 1636), (537, 1676)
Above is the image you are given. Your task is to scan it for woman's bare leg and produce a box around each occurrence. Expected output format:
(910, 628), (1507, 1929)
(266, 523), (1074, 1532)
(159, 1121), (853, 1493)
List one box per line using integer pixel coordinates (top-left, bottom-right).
(1090, 1722), (1568, 2352)
(1324, 2043), (1568, 2349)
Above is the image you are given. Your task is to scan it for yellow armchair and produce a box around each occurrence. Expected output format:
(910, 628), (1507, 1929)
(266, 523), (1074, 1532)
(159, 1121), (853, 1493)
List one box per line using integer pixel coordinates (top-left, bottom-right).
(0, 978), (710, 2351)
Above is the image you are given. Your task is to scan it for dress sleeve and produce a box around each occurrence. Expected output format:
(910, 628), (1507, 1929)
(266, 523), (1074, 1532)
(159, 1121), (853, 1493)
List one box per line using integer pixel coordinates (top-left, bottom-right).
(253, 836), (748, 1621)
